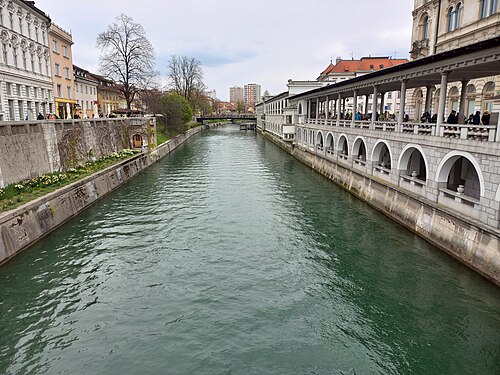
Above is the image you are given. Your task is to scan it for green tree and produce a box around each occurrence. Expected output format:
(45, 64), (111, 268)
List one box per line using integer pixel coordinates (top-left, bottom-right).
(236, 100), (245, 113)
(158, 93), (193, 133)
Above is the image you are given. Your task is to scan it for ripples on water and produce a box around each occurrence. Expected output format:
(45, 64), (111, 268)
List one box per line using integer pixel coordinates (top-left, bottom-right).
(0, 126), (499, 375)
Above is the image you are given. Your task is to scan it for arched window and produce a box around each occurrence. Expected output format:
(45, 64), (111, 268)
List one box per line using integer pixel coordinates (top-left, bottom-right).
(482, 82), (495, 113)
(422, 14), (429, 39)
(447, 7), (454, 32)
(455, 3), (462, 29)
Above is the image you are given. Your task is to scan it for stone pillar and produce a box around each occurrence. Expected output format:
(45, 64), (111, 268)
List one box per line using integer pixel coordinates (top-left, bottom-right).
(379, 92), (385, 115)
(307, 100), (310, 121)
(364, 95), (369, 116)
(325, 95), (329, 119)
(458, 79), (468, 124)
(372, 86), (378, 125)
(437, 72), (449, 133)
(424, 85), (433, 113)
(337, 93), (341, 126)
(397, 80), (407, 132)
(352, 90), (358, 127)
(316, 98), (319, 121)
(342, 98), (346, 114)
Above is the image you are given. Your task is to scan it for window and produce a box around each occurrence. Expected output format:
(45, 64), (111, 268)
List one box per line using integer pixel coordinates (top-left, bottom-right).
(31, 56), (35, 72)
(2, 43), (7, 64)
(16, 84), (21, 96)
(67, 86), (71, 99)
(480, 0), (499, 18)
(6, 82), (12, 95)
(18, 101), (24, 119)
(27, 24), (31, 39)
(56, 84), (61, 97)
(455, 3), (462, 29)
(63, 45), (68, 57)
(22, 50), (26, 69)
(12, 47), (17, 67)
(55, 63), (60, 76)
(35, 27), (38, 42)
(8, 99), (14, 120)
(422, 15), (429, 39)
(447, 7), (454, 32)
(18, 17), (22, 34)
(38, 58), (42, 73)
(53, 40), (58, 53)
(65, 67), (70, 79)
(75, 83), (78, 93)
(85, 85), (88, 94)
(9, 13), (13, 30)
(387, 92), (392, 99)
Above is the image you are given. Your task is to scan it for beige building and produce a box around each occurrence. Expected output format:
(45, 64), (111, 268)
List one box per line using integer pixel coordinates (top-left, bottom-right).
(409, 0), (499, 121)
(48, 23), (75, 118)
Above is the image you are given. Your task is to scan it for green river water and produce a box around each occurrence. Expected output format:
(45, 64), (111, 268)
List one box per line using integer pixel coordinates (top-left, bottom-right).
(0, 126), (499, 374)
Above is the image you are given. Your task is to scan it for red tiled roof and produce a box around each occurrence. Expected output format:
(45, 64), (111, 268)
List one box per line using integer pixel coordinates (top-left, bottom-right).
(321, 57), (409, 75)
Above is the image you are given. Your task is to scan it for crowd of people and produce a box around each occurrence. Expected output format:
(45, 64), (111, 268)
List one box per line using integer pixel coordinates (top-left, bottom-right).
(418, 109), (491, 125)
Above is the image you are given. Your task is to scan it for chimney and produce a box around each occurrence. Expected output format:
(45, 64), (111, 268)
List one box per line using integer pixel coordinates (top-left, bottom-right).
(336, 56), (341, 64)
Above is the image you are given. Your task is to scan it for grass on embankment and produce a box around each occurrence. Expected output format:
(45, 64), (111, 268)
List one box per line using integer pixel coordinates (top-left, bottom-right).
(0, 149), (142, 213)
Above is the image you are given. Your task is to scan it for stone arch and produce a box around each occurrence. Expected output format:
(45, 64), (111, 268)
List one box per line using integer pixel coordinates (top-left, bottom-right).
(338, 134), (349, 156)
(371, 139), (393, 169)
(325, 132), (335, 152)
(352, 136), (367, 161)
(482, 81), (495, 113)
(398, 144), (429, 180)
(449, 86), (459, 112)
(436, 151), (485, 198)
(466, 84), (476, 117)
(413, 88), (424, 119)
(316, 130), (324, 147)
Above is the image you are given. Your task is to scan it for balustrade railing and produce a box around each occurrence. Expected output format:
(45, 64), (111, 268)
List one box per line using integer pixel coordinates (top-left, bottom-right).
(302, 117), (498, 142)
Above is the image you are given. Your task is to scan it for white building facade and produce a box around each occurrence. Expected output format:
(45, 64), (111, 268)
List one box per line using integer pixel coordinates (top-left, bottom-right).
(0, 0), (53, 120)
(73, 64), (97, 118)
(409, 0), (499, 121)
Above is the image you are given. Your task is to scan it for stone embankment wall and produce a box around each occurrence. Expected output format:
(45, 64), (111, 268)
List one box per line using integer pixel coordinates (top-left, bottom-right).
(262, 131), (500, 286)
(0, 118), (155, 188)
(0, 124), (222, 265)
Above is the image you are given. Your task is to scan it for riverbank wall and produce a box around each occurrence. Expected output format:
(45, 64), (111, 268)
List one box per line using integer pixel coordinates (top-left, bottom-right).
(0, 123), (223, 265)
(261, 130), (500, 286)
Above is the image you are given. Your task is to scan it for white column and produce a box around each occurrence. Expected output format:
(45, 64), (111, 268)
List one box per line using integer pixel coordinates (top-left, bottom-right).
(325, 95), (329, 119)
(316, 98), (319, 121)
(364, 95), (369, 116)
(397, 80), (407, 132)
(352, 90), (358, 127)
(337, 93), (341, 126)
(424, 85), (433, 113)
(436, 72), (449, 133)
(379, 91), (385, 115)
(307, 100), (310, 121)
(458, 79), (468, 124)
(372, 85), (378, 126)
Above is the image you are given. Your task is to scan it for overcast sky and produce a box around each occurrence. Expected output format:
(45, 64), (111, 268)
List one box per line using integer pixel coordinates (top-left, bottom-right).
(36, 0), (414, 101)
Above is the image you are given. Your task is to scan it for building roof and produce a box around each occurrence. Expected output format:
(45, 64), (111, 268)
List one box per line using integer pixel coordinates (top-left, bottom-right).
(292, 36), (500, 101)
(320, 57), (409, 76)
(21, 1), (50, 22)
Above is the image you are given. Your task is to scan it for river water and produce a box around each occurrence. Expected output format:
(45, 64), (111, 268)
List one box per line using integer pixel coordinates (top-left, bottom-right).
(0, 126), (499, 375)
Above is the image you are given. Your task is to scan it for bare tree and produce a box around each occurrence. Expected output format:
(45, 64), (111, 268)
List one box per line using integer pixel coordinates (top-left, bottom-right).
(97, 14), (157, 110)
(167, 55), (205, 111)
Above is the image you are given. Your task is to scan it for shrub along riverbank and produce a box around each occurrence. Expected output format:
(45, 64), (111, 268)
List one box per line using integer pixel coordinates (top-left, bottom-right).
(0, 149), (141, 213)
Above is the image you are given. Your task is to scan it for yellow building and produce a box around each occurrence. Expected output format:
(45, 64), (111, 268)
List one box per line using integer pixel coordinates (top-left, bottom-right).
(88, 73), (122, 116)
(48, 23), (76, 118)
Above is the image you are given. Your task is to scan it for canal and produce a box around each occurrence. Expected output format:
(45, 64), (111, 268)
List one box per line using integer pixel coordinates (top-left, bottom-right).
(0, 126), (499, 374)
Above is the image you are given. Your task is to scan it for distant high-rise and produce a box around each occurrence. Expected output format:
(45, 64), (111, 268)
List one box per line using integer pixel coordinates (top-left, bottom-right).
(244, 84), (261, 111)
(229, 86), (244, 104)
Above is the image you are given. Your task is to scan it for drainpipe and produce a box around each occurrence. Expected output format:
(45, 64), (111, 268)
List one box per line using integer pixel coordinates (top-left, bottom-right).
(433, 0), (442, 55)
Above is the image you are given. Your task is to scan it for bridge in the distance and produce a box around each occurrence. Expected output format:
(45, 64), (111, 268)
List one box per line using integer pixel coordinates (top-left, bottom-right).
(196, 114), (257, 122)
